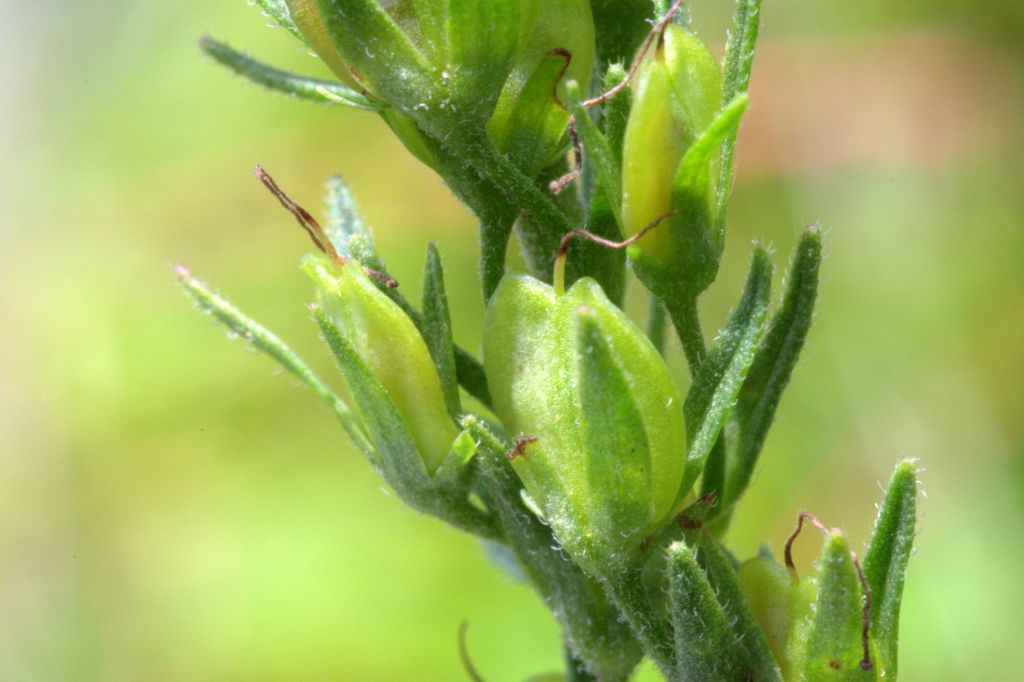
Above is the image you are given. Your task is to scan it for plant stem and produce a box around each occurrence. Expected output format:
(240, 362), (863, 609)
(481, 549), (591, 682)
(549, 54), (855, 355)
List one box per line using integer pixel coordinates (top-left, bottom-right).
(665, 295), (707, 376)
(602, 567), (677, 679)
(647, 293), (668, 354)
(564, 643), (599, 682)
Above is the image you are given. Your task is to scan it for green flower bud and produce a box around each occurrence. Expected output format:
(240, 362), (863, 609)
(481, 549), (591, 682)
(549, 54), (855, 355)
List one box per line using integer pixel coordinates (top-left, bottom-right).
(483, 274), (686, 574)
(487, 0), (595, 176)
(744, 518), (887, 680)
(622, 25), (720, 245)
(621, 24), (729, 298)
(303, 255), (457, 475)
(283, 1), (595, 180)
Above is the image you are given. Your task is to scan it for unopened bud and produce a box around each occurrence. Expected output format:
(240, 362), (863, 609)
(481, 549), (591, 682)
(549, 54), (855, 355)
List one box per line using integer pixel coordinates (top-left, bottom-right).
(304, 255), (457, 475)
(483, 274), (686, 573)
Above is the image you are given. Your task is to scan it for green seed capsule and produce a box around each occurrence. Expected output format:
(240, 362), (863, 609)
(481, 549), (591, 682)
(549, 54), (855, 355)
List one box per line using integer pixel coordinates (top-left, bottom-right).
(483, 274), (686, 574)
(303, 255), (457, 475)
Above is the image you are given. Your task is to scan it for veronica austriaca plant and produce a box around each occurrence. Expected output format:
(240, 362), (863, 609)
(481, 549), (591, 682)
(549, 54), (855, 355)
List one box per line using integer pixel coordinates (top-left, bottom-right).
(181, 1), (920, 679)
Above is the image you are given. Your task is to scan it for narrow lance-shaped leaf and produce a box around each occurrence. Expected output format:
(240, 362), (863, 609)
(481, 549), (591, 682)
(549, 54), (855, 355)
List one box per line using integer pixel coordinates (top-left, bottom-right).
(716, 0), (763, 221)
(176, 264), (371, 455)
(862, 460), (918, 678)
(801, 532), (876, 680)
(565, 80), (622, 226)
(311, 304), (427, 480)
(720, 225), (822, 515)
(421, 243), (461, 417)
(324, 175), (374, 257)
(697, 535), (784, 682)
(562, 74), (627, 303)
(677, 245), (772, 504)
(600, 63), (632, 163)
(668, 93), (750, 296)
(199, 37), (376, 110)
(462, 416), (643, 681)
(667, 542), (745, 681)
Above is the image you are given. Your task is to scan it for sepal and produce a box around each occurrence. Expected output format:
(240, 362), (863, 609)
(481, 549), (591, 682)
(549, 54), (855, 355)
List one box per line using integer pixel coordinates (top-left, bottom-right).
(794, 532), (878, 680)
(421, 243), (462, 417)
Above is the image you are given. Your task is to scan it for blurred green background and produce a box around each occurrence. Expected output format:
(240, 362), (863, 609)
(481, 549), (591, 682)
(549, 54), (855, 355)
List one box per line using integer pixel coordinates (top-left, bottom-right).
(1, 1), (1021, 679)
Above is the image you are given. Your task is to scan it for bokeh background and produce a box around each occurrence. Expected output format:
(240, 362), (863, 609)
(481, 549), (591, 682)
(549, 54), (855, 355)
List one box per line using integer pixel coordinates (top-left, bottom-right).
(1, 1), (1021, 679)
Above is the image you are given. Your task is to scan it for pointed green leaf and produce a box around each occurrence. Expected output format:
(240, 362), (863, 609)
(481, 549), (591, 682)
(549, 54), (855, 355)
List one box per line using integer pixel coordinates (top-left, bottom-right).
(862, 460), (918, 678)
(561, 73), (627, 304)
(176, 265), (371, 455)
(678, 246), (772, 502)
(565, 80), (622, 225)
(721, 0), (763, 111)
(697, 535), (784, 682)
(722, 226), (822, 514)
(802, 532), (876, 680)
(324, 175), (373, 257)
(666, 93), (749, 296)
(667, 542), (745, 681)
(599, 63), (632, 164)
(254, 0), (304, 42)
(717, 0), (763, 221)
(199, 37), (376, 110)
(421, 243), (461, 417)
(463, 416), (643, 681)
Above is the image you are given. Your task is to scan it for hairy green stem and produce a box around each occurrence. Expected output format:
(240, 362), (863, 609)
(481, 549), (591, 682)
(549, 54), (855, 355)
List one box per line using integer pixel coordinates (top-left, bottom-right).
(665, 295), (707, 376)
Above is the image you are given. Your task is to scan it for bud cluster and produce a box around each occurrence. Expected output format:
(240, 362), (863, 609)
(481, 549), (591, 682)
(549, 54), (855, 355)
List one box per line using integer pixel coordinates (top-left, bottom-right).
(185, 2), (920, 680)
